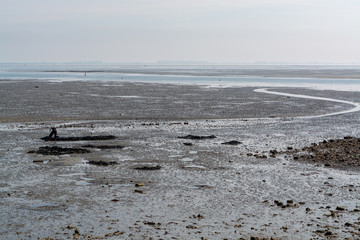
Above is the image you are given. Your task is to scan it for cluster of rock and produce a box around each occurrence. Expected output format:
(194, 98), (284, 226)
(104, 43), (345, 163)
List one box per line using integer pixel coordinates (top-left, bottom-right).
(269, 136), (360, 169)
(29, 135), (123, 166)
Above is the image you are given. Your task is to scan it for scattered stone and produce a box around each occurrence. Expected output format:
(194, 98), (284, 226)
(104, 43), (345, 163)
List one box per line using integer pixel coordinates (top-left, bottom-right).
(270, 136), (360, 169)
(336, 206), (345, 211)
(28, 146), (90, 155)
(144, 221), (156, 226)
(191, 214), (204, 219)
(141, 123), (160, 126)
(183, 142), (193, 146)
(221, 140), (242, 145)
(178, 135), (216, 140)
(186, 225), (199, 229)
(135, 183), (144, 187)
(134, 165), (161, 170)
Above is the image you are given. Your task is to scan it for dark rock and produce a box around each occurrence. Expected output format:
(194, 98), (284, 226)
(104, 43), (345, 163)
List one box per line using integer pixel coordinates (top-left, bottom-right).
(221, 140), (242, 145)
(270, 149), (278, 155)
(41, 135), (116, 142)
(33, 160), (45, 163)
(28, 146), (90, 155)
(134, 165), (161, 170)
(324, 231), (333, 236)
(344, 222), (352, 227)
(178, 135), (216, 140)
(183, 142), (193, 146)
(336, 206), (345, 211)
(88, 160), (117, 166)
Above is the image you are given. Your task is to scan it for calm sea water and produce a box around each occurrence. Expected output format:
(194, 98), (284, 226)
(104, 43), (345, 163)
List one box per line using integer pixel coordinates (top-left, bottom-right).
(1, 63), (360, 91)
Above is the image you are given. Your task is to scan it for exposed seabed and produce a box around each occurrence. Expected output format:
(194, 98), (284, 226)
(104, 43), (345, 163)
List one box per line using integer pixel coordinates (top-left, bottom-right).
(1, 81), (360, 239)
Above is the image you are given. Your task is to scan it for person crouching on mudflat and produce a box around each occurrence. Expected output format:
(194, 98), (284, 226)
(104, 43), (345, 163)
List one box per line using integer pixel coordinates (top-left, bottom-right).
(49, 127), (57, 139)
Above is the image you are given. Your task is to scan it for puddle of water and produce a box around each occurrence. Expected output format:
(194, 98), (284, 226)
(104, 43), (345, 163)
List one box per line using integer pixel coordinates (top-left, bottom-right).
(58, 173), (85, 177)
(75, 180), (91, 186)
(182, 164), (206, 169)
(27, 202), (66, 211)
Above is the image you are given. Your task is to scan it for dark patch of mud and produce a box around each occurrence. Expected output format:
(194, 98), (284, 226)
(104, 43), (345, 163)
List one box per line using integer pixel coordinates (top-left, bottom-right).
(28, 146), (90, 155)
(41, 135), (116, 142)
(183, 142), (193, 146)
(82, 144), (124, 149)
(178, 135), (216, 140)
(134, 165), (162, 170)
(221, 140), (242, 145)
(88, 160), (117, 166)
(271, 136), (360, 170)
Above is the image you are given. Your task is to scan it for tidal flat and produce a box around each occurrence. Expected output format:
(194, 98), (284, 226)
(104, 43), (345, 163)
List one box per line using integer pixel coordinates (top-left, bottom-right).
(0, 80), (360, 239)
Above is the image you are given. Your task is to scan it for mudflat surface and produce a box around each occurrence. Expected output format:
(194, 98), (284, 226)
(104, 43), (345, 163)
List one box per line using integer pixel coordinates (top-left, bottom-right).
(0, 81), (354, 123)
(1, 80), (360, 239)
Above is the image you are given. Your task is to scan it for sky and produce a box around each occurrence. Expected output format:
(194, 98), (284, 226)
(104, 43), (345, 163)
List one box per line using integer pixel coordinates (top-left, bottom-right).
(1, 0), (360, 64)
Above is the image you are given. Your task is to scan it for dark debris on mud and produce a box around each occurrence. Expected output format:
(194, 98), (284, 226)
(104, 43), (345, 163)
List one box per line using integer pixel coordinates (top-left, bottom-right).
(28, 146), (90, 155)
(41, 135), (116, 142)
(134, 165), (162, 170)
(178, 135), (216, 140)
(82, 144), (124, 149)
(270, 136), (360, 169)
(88, 160), (117, 166)
(221, 140), (242, 145)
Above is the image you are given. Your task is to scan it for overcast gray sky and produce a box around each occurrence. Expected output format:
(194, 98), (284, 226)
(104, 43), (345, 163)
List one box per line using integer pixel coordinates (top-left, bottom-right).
(1, 0), (359, 63)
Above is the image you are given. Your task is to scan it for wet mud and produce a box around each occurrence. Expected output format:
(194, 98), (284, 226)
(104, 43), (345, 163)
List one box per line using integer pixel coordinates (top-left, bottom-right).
(1, 81), (360, 239)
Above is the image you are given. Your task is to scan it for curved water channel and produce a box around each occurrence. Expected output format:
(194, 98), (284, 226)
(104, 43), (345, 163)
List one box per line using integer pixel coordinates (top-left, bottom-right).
(254, 88), (360, 119)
